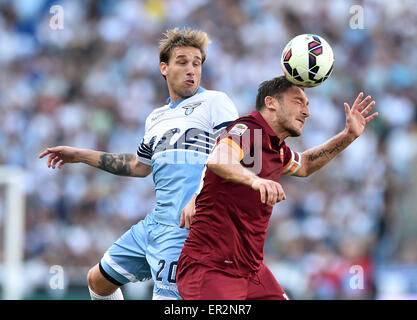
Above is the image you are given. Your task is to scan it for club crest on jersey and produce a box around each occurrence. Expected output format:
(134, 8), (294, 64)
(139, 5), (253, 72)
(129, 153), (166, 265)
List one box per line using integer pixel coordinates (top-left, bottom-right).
(229, 123), (248, 136)
(182, 102), (202, 115)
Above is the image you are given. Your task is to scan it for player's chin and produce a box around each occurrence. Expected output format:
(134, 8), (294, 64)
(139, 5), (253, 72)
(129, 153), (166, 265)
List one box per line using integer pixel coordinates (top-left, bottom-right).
(289, 127), (302, 137)
(294, 121), (305, 136)
(180, 87), (197, 98)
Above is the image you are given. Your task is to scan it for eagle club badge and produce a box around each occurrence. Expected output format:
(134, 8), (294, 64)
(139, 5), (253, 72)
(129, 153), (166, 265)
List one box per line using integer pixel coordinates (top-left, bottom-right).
(229, 123), (248, 136)
(182, 102), (202, 115)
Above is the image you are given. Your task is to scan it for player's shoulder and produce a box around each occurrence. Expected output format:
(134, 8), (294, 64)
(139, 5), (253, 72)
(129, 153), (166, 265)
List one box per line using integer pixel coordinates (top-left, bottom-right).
(149, 103), (169, 116)
(219, 115), (262, 138)
(145, 104), (169, 124)
(199, 89), (231, 101)
(226, 114), (263, 132)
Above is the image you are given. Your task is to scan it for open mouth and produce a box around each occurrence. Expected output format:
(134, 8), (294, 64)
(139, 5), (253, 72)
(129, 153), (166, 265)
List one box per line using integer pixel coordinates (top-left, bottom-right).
(296, 119), (304, 125)
(185, 79), (195, 86)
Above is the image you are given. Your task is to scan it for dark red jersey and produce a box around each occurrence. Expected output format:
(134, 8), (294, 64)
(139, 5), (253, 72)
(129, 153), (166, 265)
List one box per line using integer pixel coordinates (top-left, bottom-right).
(181, 111), (302, 278)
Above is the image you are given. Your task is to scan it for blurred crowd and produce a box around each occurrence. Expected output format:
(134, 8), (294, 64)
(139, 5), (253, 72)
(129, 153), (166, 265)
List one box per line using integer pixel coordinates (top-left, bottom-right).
(0, 0), (416, 299)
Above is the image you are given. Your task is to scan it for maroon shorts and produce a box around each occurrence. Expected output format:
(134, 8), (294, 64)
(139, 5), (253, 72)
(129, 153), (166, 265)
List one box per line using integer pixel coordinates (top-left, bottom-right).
(177, 254), (289, 300)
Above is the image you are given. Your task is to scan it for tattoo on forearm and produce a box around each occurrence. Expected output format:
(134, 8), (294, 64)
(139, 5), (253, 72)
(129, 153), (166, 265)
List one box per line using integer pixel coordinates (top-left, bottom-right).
(308, 141), (344, 162)
(98, 153), (134, 176)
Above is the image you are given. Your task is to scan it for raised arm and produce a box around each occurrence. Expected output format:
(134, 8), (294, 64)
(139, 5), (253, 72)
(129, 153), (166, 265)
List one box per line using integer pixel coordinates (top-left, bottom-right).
(39, 146), (152, 178)
(294, 92), (378, 177)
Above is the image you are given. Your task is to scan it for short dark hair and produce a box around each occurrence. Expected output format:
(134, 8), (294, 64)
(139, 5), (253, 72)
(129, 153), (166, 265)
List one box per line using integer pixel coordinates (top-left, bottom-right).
(255, 76), (299, 111)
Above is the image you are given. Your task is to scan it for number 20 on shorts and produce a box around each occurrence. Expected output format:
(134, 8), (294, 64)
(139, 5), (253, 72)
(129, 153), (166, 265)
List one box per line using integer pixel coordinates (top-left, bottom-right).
(156, 260), (178, 283)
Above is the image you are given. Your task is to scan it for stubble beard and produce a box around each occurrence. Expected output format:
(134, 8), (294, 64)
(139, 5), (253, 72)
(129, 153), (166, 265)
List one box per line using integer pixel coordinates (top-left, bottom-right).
(289, 129), (301, 137)
(279, 117), (301, 137)
(176, 86), (197, 100)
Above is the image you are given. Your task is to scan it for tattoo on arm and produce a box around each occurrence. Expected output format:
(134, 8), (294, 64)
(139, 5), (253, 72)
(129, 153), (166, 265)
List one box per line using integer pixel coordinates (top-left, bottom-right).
(98, 153), (134, 176)
(308, 141), (344, 162)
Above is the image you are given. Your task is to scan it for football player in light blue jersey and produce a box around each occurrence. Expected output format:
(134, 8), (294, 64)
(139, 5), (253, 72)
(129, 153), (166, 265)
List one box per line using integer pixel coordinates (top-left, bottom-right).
(39, 28), (238, 300)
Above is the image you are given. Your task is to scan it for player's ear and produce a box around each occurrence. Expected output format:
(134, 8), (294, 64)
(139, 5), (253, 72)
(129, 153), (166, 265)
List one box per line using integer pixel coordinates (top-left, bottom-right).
(264, 96), (278, 111)
(160, 62), (168, 77)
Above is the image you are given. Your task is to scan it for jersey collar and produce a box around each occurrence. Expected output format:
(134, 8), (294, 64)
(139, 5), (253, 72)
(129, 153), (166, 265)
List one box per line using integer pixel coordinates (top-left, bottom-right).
(249, 110), (284, 148)
(166, 87), (206, 109)
(249, 110), (278, 138)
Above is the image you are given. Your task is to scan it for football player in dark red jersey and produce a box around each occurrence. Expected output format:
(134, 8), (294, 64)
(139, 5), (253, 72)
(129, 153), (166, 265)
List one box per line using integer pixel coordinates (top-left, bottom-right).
(177, 76), (378, 300)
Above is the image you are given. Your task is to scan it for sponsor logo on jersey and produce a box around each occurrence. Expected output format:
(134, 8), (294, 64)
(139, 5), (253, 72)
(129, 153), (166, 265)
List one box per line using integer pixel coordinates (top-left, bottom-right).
(229, 123), (248, 136)
(182, 102), (202, 115)
(139, 121), (232, 165)
(152, 127), (220, 156)
(151, 112), (165, 122)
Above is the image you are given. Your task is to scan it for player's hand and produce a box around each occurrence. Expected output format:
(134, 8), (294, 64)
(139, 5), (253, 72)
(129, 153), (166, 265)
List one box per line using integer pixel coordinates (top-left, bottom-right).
(180, 194), (197, 229)
(251, 177), (286, 206)
(344, 92), (378, 139)
(38, 146), (82, 169)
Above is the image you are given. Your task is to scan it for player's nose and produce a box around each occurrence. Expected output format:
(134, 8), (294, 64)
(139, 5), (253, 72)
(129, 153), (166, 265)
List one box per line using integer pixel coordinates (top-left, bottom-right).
(185, 63), (195, 76)
(303, 104), (310, 118)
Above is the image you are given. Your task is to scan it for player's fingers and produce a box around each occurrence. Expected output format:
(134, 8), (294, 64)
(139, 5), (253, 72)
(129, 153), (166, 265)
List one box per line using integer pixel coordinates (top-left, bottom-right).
(47, 146), (63, 152)
(264, 183), (272, 206)
(357, 95), (372, 112)
(344, 103), (351, 116)
(271, 183), (281, 204)
(361, 100), (376, 116)
(52, 154), (61, 165)
(365, 112), (379, 124)
(352, 92), (363, 109)
(266, 183), (276, 206)
(189, 207), (196, 225)
(38, 149), (51, 159)
(46, 146), (63, 158)
(272, 183), (280, 205)
(179, 210), (185, 228)
(52, 156), (61, 169)
(277, 184), (286, 202)
(50, 157), (57, 169)
(57, 160), (65, 169)
(47, 153), (56, 168)
(185, 213), (192, 230)
(266, 183), (277, 206)
(259, 184), (266, 204)
(274, 183), (282, 202)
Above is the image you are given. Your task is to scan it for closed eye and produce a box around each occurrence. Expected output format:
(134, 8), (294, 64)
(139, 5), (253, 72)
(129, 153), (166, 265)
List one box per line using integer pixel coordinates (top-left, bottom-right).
(295, 97), (308, 106)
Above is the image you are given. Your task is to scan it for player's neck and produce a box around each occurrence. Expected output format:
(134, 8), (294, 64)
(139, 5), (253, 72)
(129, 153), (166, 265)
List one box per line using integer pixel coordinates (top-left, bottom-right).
(168, 90), (183, 103)
(260, 110), (289, 142)
(271, 124), (290, 142)
(167, 86), (197, 104)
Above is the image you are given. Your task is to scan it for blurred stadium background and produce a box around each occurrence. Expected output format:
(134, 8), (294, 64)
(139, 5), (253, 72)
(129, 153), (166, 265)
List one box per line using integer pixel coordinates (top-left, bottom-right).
(0, 0), (416, 300)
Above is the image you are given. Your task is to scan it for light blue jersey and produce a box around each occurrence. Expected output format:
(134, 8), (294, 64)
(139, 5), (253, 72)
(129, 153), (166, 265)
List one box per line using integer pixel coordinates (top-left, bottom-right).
(100, 88), (239, 299)
(137, 87), (238, 226)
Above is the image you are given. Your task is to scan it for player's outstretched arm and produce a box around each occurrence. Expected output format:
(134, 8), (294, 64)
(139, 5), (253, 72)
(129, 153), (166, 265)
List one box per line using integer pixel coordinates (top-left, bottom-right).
(38, 146), (152, 177)
(206, 142), (285, 206)
(294, 92), (378, 177)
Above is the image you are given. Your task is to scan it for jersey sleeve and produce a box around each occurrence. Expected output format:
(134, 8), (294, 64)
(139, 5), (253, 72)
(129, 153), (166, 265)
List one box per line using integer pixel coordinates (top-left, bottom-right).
(136, 116), (153, 166)
(281, 144), (302, 176)
(217, 120), (259, 161)
(196, 121), (257, 195)
(210, 92), (239, 131)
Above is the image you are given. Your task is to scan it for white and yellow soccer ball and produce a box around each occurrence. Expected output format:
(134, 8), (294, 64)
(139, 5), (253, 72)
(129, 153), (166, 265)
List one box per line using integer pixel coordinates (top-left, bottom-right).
(280, 34), (334, 87)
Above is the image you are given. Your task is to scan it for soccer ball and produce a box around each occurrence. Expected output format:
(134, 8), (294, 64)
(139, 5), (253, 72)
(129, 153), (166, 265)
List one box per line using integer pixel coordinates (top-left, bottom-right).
(281, 34), (334, 87)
